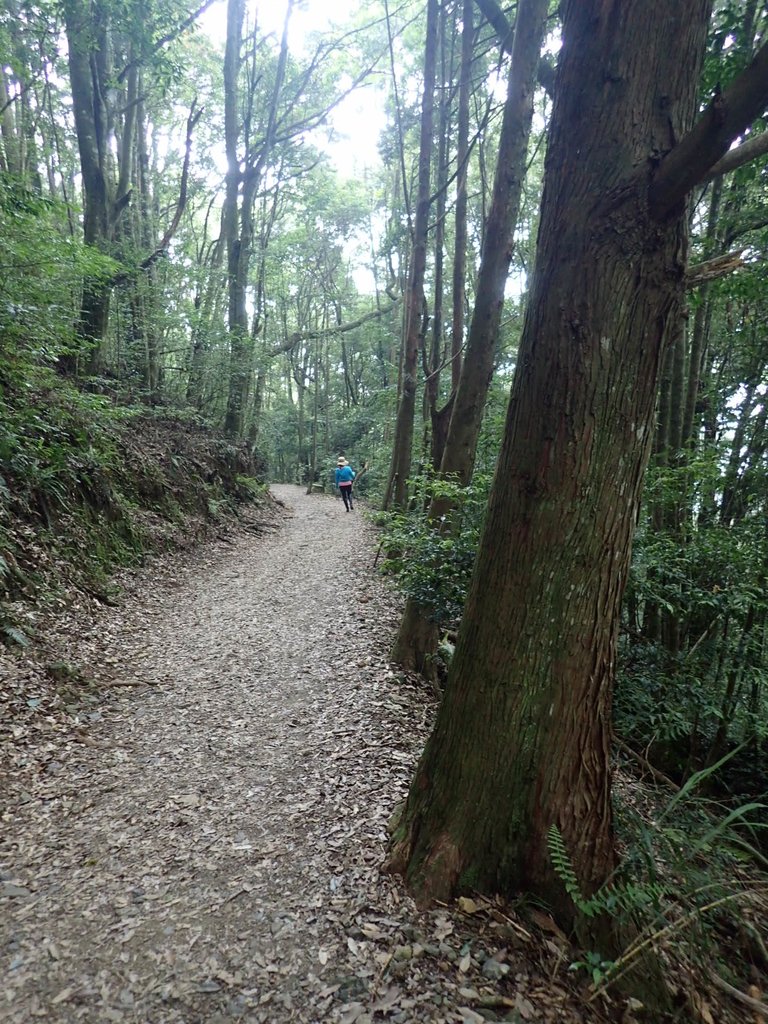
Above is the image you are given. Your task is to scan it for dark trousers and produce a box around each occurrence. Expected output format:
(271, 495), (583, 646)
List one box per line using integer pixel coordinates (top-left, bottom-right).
(339, 484), (353, 510)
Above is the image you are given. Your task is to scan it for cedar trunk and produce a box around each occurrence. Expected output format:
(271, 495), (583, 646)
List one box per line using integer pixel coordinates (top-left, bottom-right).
(390, 0), (711, 916)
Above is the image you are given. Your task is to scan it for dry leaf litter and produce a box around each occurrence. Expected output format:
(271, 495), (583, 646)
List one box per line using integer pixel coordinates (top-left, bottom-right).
(2, 485), (610, 1024)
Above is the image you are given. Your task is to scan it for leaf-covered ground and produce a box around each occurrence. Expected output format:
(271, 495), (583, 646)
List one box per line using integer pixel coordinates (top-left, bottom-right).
(0, 486), (698, 1023)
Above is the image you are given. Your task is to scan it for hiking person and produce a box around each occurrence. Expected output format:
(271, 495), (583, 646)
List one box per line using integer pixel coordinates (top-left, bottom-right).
(335, 457), (355, 511)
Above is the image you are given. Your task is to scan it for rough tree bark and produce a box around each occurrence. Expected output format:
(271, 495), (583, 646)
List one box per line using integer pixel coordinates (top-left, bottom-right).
(390, 0), (768, 925)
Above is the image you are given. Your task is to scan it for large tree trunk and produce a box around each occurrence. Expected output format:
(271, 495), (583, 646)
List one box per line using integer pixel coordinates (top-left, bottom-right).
(391, 0), (548, 674)
(390, 0), (714, 922)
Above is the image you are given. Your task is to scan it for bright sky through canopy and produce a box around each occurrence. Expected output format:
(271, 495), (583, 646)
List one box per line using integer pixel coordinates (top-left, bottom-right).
(198, 0), (384, 177)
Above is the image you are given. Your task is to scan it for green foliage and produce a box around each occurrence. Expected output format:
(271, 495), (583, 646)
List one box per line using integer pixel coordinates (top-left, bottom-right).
(235, 475), (267, 500)
(376, 470), (491, 624)
(2, 623), (29, 647)
(0, 353), (264, 642)
(547, 825), (666, 921)
(568, 950), (615, 986)
(551, 765), (768, 996)
(619, 450), (768, 768)
(0, 176), (118, 363)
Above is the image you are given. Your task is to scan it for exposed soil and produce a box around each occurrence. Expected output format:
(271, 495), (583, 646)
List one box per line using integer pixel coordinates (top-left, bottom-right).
(1, 486), (629, 1023)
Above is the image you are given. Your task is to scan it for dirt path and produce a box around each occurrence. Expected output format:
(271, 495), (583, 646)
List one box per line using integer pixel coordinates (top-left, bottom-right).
(2, 487), (577, 1024)
(2, 487), (431, 1022)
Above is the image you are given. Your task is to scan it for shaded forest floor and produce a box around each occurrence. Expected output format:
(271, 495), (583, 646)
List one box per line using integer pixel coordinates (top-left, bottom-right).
(0, 485), (733, 1023)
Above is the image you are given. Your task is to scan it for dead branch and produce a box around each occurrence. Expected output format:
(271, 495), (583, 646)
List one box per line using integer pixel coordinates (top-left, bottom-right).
(686, 249), (746, 288)
(616, 738), (680, 791)
(711, 973), (768, 1017)
(271, 298), (401, 357)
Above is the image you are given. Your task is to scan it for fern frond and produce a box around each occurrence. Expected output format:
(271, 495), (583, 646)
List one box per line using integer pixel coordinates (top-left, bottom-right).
(547, 825), (667, 921)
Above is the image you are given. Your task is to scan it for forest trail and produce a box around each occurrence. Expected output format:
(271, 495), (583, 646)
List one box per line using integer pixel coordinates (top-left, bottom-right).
(2, 486), (440, 1024)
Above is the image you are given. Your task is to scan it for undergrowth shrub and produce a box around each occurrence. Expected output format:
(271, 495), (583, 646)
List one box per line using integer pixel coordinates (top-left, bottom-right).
(617, 458), (768, 793)
(0, 361), (265, 644)
(550, 755), (768, 1003)
(375, 470), (491, 627)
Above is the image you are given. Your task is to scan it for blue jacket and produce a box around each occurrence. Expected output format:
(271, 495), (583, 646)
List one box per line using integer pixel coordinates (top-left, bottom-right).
(335, 465), (355, 485)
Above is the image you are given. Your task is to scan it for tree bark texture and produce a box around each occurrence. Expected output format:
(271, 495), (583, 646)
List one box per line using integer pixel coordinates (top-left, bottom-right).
(390, 0), (712, 917)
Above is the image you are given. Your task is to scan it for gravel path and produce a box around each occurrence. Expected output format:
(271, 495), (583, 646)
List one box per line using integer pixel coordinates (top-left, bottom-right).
(2, 486), (578, 1024)
(2, 487), (437, 1023)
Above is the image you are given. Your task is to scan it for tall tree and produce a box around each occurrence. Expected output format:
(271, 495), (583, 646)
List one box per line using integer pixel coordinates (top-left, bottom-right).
(223, 0), (294, 437)
(62, 0), (133, 365)
(449, 0), (473, 396)
(390, 0), (768, 926)
(383, 0), (439, 510)
(61, 0), (210, 373)
(392, 0), (549, 673)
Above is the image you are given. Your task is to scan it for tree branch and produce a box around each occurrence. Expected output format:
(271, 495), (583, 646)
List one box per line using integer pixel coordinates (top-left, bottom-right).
(686, 249), (745, 289)
(117, 0), (218, 83)
(723, 206), (768, 247)
(140, 100), (203, 271)
(650, 38), (768, 219)
(702, 128), (768, 181)
(271, 299), (401, 357)
(711, 973), (768, 1017)
(474, 0), (554, 97)
(474, 0), (514, 51)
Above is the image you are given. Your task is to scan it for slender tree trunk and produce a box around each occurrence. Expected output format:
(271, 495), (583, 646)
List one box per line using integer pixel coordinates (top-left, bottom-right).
(659, 323), (687, 655)
(427, 11), (450, 471)
(706, 606), (756, 767)
(306, 339), (320, 495)
(0, 71), (19, 176)
(222, 0), (247, 434)
(62, 0), (133, 372)
(682, 179), (723, 448)
(385, 0), (439, 510)
(720, 379), (760, 525)
(392, 0), (548, 673)
(450, 0), (473, 394)
(224, 0), (293, 436)
(390, 0), (713, 932)
(187, 244), (224, 407)
(642, 335), (674, 643)
(438, 0), (548, 495)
